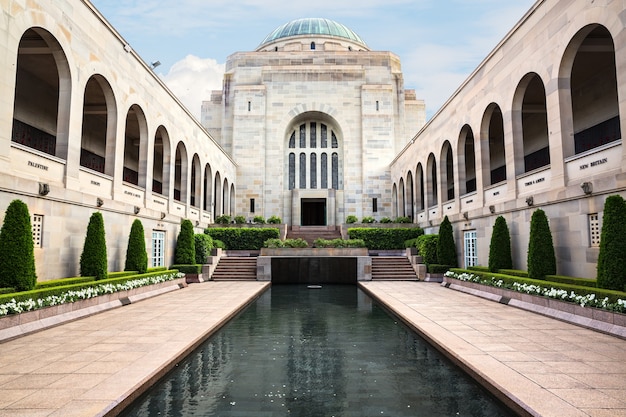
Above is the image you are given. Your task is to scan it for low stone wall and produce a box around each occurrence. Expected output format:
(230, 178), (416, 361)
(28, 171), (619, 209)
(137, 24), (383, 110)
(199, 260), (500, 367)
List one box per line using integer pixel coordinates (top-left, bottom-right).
(0, 277), (187, 342)
(443, 277), (626, 339)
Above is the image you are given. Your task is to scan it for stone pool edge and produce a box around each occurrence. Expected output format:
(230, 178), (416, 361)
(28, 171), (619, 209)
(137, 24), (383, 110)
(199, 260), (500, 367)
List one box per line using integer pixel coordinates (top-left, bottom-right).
(358, 282), (535, 417)
(101, 281), (271, 417)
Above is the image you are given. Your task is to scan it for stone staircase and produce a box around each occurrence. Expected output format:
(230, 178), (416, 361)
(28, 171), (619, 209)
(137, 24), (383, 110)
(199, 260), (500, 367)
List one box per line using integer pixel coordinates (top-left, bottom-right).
(286, 226), (342, 246)
(211, 257), (257, 281)
(371, 256), (418, 280)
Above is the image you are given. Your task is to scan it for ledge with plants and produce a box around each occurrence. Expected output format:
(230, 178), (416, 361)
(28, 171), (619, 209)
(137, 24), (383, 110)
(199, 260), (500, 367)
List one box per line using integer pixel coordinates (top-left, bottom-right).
(443, 269), (626, 337)
(0, 269), (185, 340)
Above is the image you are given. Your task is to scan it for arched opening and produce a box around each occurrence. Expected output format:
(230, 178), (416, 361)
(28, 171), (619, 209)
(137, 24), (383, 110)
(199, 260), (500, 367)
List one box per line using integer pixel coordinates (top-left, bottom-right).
(204, 163), (213, 212)
(440, 141), (454, 201)
(123, 105), (148, 187)
(80, 75), (116, 175)
(190, 154), (201, 208)
(514, 73), (550, 174)
(406, 171), (414, 221)
(458, 125), (476, 195)
(174, 142), (188, 202)
(426, 153), (438, 208)
(214, 171), (222, 217)
(416, 163), (425, 212)
(482, 104), (506, 185)
(230, 184), (236, 217)
(12, 28), (71, 159)
(392, 183), (398, 219)
(567, 26), (620, 155)
(398, 177), (405, 217)
(222, 178), (229, 216)
(152, 126), (171, 196)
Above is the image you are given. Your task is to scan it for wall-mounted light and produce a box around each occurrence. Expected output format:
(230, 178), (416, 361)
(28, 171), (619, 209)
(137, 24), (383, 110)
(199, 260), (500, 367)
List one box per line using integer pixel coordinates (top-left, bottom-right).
(463, 212), (469, 220)
(96, 198), (104, 207)
(38, 183), (50, 196)
(195, 220), (200, 226)
(526, 196), (534, 206)
(489, 205), (495, 214)
(134, 206), (140, 215)
(150, 61), (161, 69)
(160, 212), (166, 220)
(123, 44), (131, 53)
(581, 181), (593, 195)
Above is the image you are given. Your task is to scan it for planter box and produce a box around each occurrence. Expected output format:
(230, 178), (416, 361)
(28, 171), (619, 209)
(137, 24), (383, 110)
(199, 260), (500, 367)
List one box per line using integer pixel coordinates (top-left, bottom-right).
(444, 277), (626, 338)
(260, 247), (368, 257)
(0, 277), (187, 342)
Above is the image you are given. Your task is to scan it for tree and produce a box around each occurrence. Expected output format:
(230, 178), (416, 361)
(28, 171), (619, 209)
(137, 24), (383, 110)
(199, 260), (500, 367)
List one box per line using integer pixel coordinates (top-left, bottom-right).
(436, 215), (458, 267)
(195, 233), (214, 264)
(596, 195), (626, 290)
(0, 199), (37, 290)
(80, 212), (108, 280)
(488, 215), (512, 272)
(175, 219), (196, 264)
(527, 209), (556, 280)
(125, 219), (148, 273)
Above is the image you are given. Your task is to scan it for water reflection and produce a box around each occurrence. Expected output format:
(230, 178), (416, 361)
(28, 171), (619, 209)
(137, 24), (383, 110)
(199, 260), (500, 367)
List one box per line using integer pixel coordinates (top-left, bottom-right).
(120, 285), (514, 417)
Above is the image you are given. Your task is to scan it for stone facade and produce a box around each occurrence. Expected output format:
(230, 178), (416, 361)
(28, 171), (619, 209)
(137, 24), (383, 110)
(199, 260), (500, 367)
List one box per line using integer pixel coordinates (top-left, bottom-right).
(390, 0), (626, 278)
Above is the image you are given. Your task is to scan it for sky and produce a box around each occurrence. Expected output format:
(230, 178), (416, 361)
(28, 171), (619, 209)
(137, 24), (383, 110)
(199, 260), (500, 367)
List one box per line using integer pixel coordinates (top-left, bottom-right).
(89, 0), (536, 120)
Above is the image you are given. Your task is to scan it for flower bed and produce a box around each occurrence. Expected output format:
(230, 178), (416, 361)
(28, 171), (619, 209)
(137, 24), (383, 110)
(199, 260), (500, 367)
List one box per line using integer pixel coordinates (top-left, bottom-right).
(0, 272), (186, 341)
(443, 271), (626, 337)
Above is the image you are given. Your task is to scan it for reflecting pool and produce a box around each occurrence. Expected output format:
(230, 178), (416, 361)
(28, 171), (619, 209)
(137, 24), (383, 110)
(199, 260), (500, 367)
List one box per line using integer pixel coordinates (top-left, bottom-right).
(120, 285), (515, 416)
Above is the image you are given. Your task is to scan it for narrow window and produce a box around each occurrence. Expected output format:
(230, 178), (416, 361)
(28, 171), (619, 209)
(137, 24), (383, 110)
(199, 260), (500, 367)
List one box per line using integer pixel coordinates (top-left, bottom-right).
(152, 231), (166, 267)
(464, 230), (477, 268)
(289, 153), (295, 190)
(310, 153), (317, 189)
(299, 153), (306, 188)
(247, 101), (251, 112)
(332, 152), (339, 189)
(311, 42), (316, 50)
(32, 214), (44, 248)
(373, 198), (378, 213)
(589, 213), (601, 247)
(321, 153), (328, 188)
(299, 124), (306, 148)
(310, 122), (316, 148)
(376, 101), (379, 111)
(250, 198), (255, 213)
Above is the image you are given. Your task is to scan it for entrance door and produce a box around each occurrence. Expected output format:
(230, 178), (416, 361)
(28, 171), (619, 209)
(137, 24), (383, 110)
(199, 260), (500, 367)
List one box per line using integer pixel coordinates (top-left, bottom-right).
(301, 198), (326, 225)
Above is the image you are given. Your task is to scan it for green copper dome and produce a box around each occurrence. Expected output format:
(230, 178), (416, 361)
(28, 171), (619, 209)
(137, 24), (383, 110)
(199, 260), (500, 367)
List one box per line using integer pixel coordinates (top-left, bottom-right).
(258, 18), (367, 49)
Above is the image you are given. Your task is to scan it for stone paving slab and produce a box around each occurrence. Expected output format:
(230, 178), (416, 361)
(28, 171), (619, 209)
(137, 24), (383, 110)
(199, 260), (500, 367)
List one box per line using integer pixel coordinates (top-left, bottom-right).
(359, 281), (626, 417)
(0, 281), (270, 417)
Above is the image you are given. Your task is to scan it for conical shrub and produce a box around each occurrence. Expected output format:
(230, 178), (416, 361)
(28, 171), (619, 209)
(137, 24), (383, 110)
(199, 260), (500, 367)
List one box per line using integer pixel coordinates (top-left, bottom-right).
(0, 199), (37, 291)
(596, 195), (626, 290)
(436, 215), (457, 267)
(527, 209), (556, 280)
(80, 212), (108, 280)
(488, 215), (512, 272)
(125, 219), (148, 273)
(175, 219), (196, 264)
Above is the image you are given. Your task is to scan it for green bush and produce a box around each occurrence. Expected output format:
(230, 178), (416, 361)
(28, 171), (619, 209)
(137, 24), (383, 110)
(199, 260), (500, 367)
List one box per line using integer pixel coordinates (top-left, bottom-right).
(314, 238), (366, 248)
(267, 215), (282, 224)
(404, 237), (419, 248)
(234, 215), (246, 224)
(437, 216), (457, 267)
(195, 233), (214, 264)
(428, 264), (450, 274)
(175, 219), (196, 264)
(498, 269), (528, 278)
(416, 234), (438, 265)
(264, 238), (308, 248)
(213, 239), (226, 249)
(206, 227), (280, 250)
(124, 219), (148, 274)
(379, 217), (392, 223)
(215, 215), (231, 224)
(361, 216), (375, 224)
(253, 215), (266, 224)
(546, 274), (596, 288)
(345, 215), (358, 224)
(468, 265), (490, 273)
(527, 209), (556, 280)
(597, 195), (626, 291)
(348, 227), (423, 250)
(394, 216), (411, 223)
(80, 212), (108, 281)
(0, 199), (37, 291)
(488, 216), (512, 272)
(170, 264), (202, 274)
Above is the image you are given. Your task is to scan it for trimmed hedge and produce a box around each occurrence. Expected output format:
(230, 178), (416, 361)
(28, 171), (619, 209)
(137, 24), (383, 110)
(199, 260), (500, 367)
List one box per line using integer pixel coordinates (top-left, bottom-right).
(195, 234), (214, 264)
(313, 238), (366, 248)
(347, 227), (423, 250)
(437, 216), (457, 267)
(170, 264), (202, 274)
(0, 270), (181, 305)
(0, 200), (37, 291)
(264, 238), (308, 248)
(175, 219), (196, 264)
(498, 269), (528, 278)
(449, 268), (626, 304)
(80, 212), (108, 280)
(416, 234), (438, 265)
(205, 228), (280, 250)
(597, 194), (626, 291)
(545, 274), (597, 288)
(527, 209), (556, 280)
(428, 264), (451, 274)
(488, 216), (512, 272)
(125, 219), (148, 274)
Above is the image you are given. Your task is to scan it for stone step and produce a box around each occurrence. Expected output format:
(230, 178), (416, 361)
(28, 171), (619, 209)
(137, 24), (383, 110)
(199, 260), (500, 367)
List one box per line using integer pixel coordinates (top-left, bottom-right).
(212, 257), (257, 281)
(371, 256), (417, 281)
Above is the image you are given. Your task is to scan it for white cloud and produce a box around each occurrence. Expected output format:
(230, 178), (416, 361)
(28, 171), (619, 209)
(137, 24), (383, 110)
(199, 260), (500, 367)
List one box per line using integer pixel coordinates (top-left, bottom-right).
(159, 55), (225, 120)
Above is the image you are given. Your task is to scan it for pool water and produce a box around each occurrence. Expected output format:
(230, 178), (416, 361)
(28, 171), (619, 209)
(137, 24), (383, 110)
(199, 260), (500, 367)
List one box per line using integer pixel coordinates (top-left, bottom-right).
(120, 285), (515, 416)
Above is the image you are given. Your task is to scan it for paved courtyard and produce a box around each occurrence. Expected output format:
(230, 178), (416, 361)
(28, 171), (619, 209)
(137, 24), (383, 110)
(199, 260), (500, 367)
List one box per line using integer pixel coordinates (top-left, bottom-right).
(0, 280), (624, 416)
